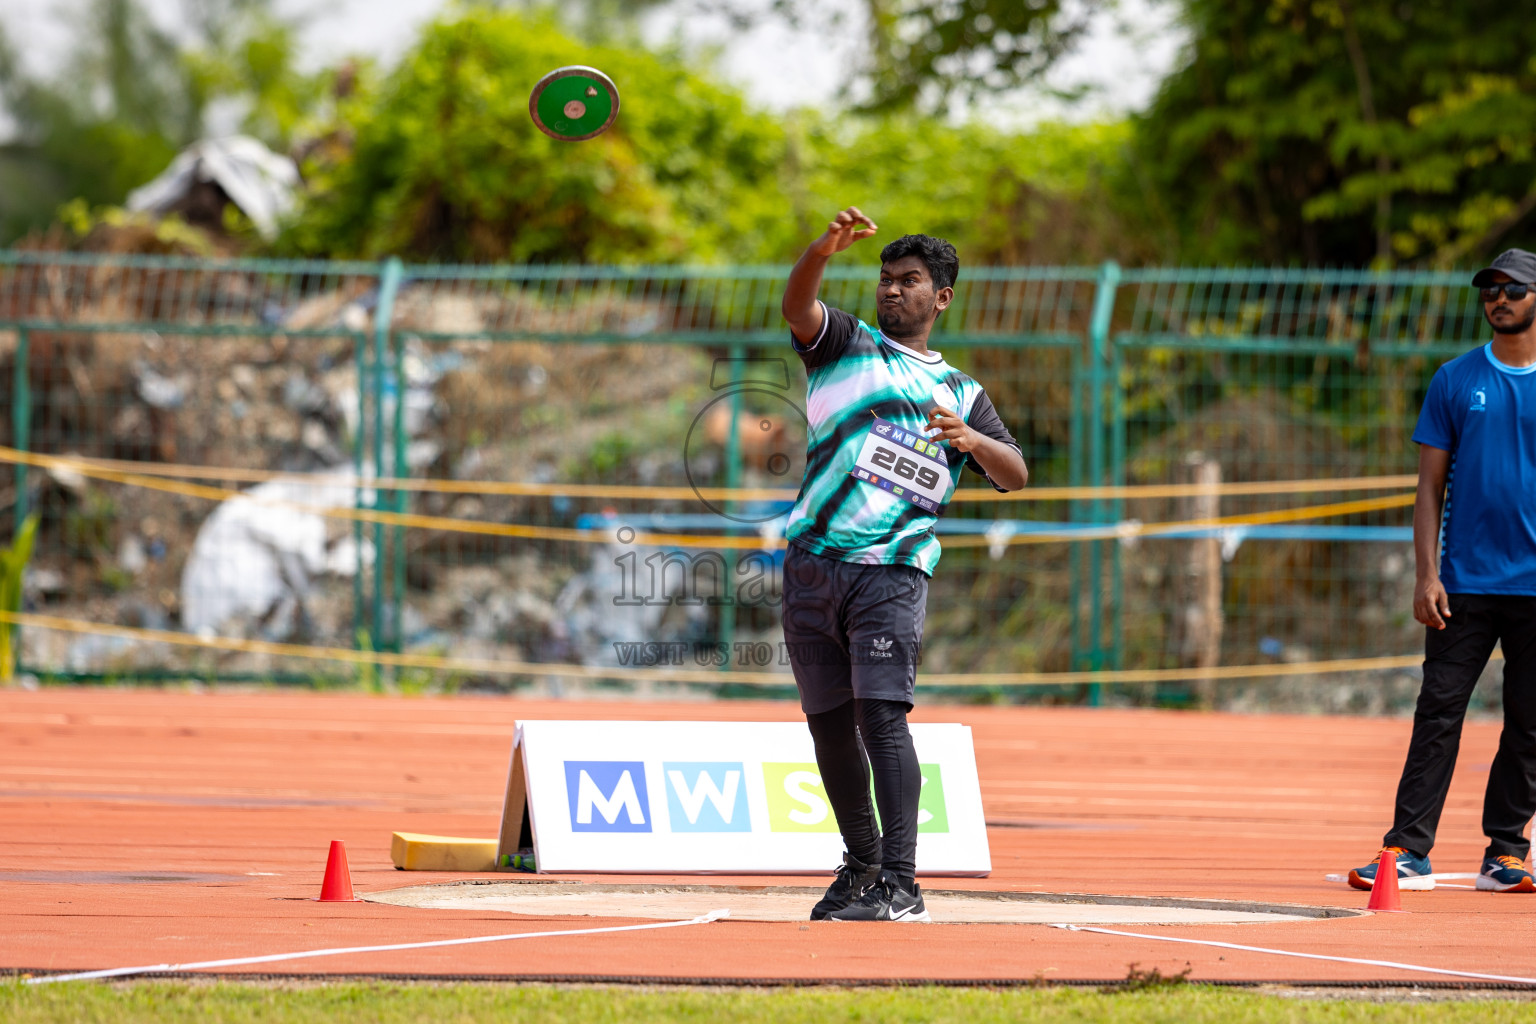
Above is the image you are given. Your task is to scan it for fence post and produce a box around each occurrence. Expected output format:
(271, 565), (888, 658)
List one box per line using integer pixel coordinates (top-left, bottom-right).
(11, 326), (28, 669)
(1083, 261), (1121, 704)
(353, 322), (367, 661)
(1110, 347), (1126, 672)
(390, 276), (408, 656)
(1068, 356), (1085, 675)
(371, 257), (403, 665)
(717, 345), (745, 672)
(12, 326), (28, 531)
(1174, 453), (1223, 706)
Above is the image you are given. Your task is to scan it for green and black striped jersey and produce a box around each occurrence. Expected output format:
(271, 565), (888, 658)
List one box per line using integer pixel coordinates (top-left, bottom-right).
(786, 302), (1021, 575)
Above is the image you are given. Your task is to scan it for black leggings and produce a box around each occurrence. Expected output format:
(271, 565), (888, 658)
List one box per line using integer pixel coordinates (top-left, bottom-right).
(805, 697), (921, 884)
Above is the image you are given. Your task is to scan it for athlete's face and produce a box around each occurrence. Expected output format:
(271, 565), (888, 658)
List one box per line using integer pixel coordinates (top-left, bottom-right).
(1483, 271), (1536, 336)
(876, 256), (953, 339)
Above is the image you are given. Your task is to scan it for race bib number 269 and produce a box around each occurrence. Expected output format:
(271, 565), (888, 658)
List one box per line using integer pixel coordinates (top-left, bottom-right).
(848, 417), (951, 514)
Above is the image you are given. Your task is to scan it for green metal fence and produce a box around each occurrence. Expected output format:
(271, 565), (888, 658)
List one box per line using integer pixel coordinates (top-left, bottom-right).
(0, 251), (1496, 703)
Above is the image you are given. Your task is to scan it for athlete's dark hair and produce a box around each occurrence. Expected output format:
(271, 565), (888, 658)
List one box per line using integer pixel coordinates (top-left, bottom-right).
(880, 234), (959, 292)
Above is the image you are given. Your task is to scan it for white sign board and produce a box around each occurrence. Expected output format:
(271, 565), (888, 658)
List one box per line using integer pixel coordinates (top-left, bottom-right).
(496, 720), (990, 875)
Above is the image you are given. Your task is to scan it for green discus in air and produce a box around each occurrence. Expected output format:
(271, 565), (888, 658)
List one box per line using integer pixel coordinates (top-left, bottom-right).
(529, 65), (620, 141)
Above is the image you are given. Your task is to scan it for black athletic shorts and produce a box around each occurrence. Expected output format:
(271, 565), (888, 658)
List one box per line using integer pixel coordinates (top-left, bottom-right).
(781, 541), (928, 714)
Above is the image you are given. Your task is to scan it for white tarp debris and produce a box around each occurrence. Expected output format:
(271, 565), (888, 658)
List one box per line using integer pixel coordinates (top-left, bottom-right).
(552, 524), (712, 669)
(127, 135), (299, 239)
(180, 472), (373, 638)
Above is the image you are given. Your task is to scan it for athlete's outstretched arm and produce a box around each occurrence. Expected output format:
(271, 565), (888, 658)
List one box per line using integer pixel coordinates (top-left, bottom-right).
(782, 207), (878, 345)
(1413, 444), (1452, 629)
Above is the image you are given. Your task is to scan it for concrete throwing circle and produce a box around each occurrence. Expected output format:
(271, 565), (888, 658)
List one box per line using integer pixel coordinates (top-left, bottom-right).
(367, 881), (1362, 925)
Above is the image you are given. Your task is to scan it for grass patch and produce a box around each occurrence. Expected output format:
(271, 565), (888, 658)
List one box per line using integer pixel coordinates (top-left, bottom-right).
(6, 981), (1536, 1023)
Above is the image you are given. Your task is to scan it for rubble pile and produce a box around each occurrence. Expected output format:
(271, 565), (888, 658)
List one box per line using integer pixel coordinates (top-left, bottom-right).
(6, 277), (736, 693)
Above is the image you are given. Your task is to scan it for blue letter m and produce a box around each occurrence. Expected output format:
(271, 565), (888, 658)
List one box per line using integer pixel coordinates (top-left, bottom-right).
(564, 761), (652, 832)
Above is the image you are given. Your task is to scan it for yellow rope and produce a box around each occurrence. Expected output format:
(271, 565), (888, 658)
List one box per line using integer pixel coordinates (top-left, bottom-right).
(0, 446), (1417, 502)
(0, 446), (1414, 550)
(942, 493), (1416, 549)
(0, 447), (766, 550)
(0, 609), (1455, 687)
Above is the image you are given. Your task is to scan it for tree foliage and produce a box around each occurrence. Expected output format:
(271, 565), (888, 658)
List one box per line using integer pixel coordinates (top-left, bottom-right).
(859, 0), (1106, 113)
(0, 1), (183, 238)
(10, 0), (1536, 268)
(283, 8), (791, 262)
(742, 0), (1536, 266)
(1131, 0), (1536, 266)
(707, 0), (1104, 114)
(279, 7), (1134, 264)
(792, 115), (1135, 264)
(0, 0), (322, 244)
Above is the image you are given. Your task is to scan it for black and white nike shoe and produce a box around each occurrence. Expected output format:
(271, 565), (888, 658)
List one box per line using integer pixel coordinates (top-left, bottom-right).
(810, 852), (883, 921)
(825, 871), (931, 922)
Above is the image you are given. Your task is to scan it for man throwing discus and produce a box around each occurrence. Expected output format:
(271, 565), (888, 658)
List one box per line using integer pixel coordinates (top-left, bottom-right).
(780, 207), (1028, 921)
(1351, 248), (1536, 894)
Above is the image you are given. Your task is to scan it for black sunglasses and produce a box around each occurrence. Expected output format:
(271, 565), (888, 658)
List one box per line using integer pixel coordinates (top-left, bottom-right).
(1481, 283), (1531, 303)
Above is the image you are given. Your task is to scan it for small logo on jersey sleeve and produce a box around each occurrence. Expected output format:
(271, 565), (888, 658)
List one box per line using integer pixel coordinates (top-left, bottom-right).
(1471, 388), (1487, 412)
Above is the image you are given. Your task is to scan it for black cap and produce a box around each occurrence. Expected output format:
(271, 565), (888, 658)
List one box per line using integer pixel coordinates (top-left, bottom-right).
(1472, 248), (1536, 287)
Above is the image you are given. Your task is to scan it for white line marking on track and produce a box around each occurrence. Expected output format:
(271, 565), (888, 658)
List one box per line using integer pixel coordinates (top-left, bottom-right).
(1324, 872), (1477, 884)
(1050, 923), (1536, 985)
(25, 909), (730, 984)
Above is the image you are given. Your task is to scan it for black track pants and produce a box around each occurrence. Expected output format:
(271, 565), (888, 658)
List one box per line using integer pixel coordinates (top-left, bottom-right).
(1384, 594), (1536, 861)
(805, 697), (922, 884)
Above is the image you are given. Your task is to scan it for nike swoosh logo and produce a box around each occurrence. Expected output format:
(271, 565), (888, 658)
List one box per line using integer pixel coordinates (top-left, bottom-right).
(889, 906), (916, 921)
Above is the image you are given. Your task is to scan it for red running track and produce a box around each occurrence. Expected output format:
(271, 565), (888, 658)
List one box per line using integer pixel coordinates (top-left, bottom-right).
(2, 689), (1532, 985)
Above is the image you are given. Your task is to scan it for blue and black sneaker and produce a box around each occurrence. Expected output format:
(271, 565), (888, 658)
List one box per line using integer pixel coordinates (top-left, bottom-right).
(1476, 855), (1536, 892)
(1347, 846), (1435, 891)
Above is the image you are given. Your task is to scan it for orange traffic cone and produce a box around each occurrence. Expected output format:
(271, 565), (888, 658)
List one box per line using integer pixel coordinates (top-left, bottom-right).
(1365, 848), (1405, 913)
(317, 840), (360, 902)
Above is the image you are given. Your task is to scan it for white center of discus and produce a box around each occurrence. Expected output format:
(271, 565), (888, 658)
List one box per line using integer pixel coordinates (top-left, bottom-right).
(367, 882), (1361, 925)
(564, 100), (587, 119)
